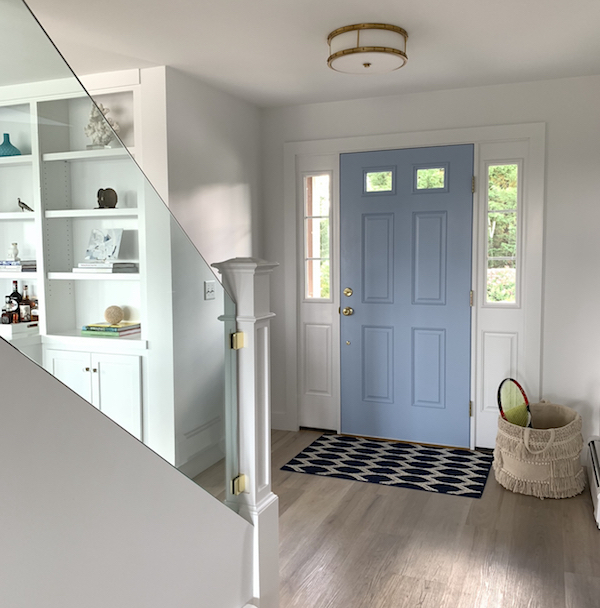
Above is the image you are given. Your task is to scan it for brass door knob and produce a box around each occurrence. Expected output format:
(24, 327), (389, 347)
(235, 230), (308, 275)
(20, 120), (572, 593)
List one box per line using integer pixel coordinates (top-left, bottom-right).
(342, 307), (354, 316)
(343, 287), (353, 297)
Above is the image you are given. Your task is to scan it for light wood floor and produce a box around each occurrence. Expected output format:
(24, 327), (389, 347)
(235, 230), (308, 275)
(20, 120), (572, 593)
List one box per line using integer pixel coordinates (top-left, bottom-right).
(272, 429), (600, 608)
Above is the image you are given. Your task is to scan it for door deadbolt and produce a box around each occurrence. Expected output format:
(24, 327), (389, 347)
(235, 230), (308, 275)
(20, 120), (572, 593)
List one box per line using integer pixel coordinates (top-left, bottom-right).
(343, 287), (353, 297)
(342, 307), (354, 316)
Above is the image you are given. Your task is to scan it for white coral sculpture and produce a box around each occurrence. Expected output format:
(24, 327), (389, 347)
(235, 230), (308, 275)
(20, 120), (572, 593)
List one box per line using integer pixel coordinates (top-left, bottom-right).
(84, 103), (120, 147)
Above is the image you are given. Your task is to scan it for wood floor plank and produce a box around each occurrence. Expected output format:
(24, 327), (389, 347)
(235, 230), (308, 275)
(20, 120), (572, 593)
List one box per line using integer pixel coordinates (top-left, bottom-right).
(274, 430), (600, 608)
(565, 573), (600, 608)
(561, 489), (600, 578)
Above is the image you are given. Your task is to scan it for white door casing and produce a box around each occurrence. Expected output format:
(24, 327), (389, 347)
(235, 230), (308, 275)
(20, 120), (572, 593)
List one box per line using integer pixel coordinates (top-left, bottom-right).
(297, 155), (340, 431)
(284, 124), (545, 449)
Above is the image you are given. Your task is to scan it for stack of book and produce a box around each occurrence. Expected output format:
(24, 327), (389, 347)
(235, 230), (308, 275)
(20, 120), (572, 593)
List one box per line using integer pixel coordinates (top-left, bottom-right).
(81, 321), (141, 338)
(73, 261), (139, 274)
(0, 260), (37, 272)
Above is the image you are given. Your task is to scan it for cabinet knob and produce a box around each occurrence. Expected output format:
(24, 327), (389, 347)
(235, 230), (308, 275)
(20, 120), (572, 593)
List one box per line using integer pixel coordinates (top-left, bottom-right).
(84, 367), (90, 372)
(92, 368), (98, 373)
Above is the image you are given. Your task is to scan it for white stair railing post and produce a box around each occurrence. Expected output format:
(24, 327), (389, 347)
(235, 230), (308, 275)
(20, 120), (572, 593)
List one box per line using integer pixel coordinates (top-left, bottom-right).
(213, 258), (279, 608)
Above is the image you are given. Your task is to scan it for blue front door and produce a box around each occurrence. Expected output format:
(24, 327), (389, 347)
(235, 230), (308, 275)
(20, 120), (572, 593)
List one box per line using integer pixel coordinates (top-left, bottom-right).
(340, 145), (473, 447)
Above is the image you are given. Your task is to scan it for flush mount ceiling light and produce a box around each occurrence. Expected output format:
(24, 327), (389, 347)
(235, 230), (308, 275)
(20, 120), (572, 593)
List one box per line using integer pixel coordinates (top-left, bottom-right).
(327, 23), (408, 74)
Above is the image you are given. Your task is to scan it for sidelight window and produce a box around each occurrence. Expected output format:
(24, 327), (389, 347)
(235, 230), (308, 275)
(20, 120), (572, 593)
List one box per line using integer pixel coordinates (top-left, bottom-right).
(304, 174), (331, 299)
(486, 163), (520, 304)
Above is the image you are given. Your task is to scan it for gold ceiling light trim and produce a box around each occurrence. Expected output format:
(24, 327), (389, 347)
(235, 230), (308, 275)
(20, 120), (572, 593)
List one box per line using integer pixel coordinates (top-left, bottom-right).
(327, 23), (408, 45)
(327, 47), (408, 68)
(327, 23), (409, 74)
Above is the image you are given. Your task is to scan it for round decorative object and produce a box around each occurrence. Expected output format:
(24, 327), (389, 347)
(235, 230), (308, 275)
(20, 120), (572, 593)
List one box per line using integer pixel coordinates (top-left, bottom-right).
(97, 188), (118, 208)
(104, 305), (124, 324)
(0, 133), (21, 157)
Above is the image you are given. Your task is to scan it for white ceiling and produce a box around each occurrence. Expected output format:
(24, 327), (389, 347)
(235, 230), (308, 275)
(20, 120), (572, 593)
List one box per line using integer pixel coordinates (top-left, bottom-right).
(22, 0), (600, 108)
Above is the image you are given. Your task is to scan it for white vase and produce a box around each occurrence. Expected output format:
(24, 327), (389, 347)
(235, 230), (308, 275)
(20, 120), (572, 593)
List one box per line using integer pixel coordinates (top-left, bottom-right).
(7, 242), (19, 261)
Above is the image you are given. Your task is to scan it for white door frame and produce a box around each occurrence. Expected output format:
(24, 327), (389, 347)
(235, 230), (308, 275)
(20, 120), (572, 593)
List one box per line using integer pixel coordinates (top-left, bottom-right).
(281, 123), (546, 448)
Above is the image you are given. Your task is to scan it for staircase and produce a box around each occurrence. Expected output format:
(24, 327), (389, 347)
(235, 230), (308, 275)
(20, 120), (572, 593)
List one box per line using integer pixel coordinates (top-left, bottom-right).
(0, 1), (279, 605)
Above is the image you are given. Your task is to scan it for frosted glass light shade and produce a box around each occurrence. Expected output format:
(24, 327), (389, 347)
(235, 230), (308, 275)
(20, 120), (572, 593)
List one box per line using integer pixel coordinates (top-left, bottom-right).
(327, 23), (408, 74)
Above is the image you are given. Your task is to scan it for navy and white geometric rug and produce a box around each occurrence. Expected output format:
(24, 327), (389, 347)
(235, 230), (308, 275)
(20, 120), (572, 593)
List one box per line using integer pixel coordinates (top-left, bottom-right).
(281, 434), (493, 499)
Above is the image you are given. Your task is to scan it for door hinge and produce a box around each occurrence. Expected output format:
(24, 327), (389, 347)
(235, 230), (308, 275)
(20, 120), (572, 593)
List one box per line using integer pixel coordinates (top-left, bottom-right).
(472, 176), (476, 193)
(230, 331), (244, 350)
(470, 290), (474, 307)
(469, 400), (473, 417)
(231, 473), (247, 495)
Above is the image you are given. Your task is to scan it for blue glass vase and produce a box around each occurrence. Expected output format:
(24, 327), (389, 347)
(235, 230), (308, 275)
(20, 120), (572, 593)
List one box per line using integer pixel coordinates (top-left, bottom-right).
(0, 133), (21, 157)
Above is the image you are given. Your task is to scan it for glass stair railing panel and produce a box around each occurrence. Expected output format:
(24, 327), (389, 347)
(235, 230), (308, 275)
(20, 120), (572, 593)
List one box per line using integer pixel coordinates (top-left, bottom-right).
(0, 0), (239, 507)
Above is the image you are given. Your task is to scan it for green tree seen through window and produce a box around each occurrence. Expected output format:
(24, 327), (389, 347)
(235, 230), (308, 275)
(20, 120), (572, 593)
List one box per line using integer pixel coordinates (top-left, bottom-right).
(366, 171), (392, 192)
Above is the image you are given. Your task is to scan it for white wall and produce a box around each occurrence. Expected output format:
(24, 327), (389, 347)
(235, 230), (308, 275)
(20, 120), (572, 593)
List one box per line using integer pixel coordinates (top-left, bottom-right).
(0, 338), (253, 608)
(261, 75), (600, 439)
(165, 67), (262, 267)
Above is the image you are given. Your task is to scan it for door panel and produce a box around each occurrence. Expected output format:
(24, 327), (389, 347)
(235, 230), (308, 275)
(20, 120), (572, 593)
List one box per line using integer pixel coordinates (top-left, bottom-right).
(363, 214), (394, 302)
(94, 353), (142, 439)
(44, 349), (92, 403)
(413, 212), (447, 304)
(412, 327), (445, 408)
(362, 325), (394, 403)
(340, 144), (473, 447)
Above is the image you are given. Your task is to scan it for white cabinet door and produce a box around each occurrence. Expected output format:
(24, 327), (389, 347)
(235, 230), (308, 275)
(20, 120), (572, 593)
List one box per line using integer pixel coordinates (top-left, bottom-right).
(43, 349), (142, 439)
(92, 353), (142, 439)
(44, 349), (93, 403)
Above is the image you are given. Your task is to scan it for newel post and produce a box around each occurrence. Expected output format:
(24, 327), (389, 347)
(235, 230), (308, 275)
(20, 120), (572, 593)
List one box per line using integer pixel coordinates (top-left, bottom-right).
(212, 257), (279, 608)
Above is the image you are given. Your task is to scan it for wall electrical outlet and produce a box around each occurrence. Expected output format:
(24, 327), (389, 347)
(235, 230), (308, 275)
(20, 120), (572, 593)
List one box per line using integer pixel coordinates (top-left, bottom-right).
(204, 280), (216, 300)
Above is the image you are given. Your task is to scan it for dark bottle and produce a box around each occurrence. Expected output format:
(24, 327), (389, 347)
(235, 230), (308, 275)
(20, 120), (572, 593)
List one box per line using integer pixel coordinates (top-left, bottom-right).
(8, 280), (21, 322)
(9, 280), (21, 303)
(1, 296), (12, 324)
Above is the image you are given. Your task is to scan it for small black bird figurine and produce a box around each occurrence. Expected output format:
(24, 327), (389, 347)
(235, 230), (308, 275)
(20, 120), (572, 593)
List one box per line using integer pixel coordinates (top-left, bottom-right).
(18, 198), (33, 212)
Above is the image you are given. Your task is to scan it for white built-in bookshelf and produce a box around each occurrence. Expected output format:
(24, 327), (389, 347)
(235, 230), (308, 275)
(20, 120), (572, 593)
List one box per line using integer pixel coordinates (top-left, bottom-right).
(0, 70), (228, 484)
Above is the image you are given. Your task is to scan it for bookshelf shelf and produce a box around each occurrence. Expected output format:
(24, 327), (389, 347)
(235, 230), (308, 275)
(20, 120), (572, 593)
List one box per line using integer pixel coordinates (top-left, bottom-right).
(45, 208), (139, 219)
(0, 154), (34, 167)
(48, 272), (140, 281)
(0, 212), (36, 221)
(42, 147), (134, 162)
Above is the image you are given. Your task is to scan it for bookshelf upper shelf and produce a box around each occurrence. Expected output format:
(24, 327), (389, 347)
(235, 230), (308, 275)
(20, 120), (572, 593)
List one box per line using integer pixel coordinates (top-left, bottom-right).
(0, 212), (37, 220)
(45, 208), (139, 219)
(42, 147), (134, 163)
(0, 154), (33, 167)
(48, 272), (140, 281)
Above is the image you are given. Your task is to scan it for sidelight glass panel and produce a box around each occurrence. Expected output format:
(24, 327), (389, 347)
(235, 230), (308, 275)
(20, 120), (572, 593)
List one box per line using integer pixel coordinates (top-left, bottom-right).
(305, 259), (330, 299)
(486, 163), (519, 304)
(305, 217), (330, 258)
(304, 174), (331, 299)
(488, 211), (517, 258)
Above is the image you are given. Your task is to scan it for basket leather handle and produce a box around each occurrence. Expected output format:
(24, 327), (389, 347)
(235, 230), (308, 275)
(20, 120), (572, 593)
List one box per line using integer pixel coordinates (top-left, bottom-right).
(523, 427), (556, 454)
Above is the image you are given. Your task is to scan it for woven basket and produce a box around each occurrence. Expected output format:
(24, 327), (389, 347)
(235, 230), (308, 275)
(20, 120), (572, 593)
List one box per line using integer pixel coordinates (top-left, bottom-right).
(493, 402), (585, 499)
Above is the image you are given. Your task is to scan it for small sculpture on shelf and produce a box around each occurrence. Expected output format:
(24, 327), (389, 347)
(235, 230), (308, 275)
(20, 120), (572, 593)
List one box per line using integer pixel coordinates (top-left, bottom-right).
(96, 188), (118, 209)
(6, 242), (19, 261)
(0, 133), (21, 157)
(84, 103), (120, 149)
(17, 198), (33, 212)
(84, 228), (123, 261)
(104, 305), (124, 325)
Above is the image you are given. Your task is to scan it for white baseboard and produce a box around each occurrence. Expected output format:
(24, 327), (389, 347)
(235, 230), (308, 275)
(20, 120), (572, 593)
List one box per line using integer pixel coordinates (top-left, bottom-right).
(177, 442), (223, 479)
(271, 410), (298, 432)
